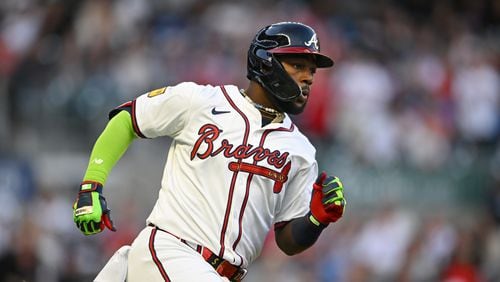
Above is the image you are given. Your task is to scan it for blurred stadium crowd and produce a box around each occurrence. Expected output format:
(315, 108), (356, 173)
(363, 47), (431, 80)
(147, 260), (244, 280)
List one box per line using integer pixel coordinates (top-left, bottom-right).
(0, 0), (499, 281)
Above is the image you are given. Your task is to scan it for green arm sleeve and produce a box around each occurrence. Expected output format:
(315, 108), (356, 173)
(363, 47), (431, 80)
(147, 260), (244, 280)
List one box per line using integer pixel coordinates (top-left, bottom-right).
(83, 110), (137, 185)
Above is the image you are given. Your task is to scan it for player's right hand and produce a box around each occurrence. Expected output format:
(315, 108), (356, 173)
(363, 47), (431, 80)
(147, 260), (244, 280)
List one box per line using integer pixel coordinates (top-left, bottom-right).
(73, 181), (116, 235)
(309, 172), (346, 226)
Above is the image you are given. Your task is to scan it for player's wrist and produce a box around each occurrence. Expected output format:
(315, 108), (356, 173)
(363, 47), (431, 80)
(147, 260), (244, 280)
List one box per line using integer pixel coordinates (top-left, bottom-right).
(308, 212), (328, 228)
(79, 181), (103, 194)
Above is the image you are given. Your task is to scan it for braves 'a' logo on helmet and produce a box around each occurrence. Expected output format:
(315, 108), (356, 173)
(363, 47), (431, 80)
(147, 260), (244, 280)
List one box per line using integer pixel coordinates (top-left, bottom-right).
(304, 34), (319, 50)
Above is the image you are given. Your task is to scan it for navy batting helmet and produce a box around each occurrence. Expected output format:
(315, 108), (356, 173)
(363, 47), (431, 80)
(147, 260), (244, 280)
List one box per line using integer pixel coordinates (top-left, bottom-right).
(247, 22), (334, 102)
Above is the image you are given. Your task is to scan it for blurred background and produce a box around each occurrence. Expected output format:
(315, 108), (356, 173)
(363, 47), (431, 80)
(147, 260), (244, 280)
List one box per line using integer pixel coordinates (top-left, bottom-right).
(0, 0), (499, 281)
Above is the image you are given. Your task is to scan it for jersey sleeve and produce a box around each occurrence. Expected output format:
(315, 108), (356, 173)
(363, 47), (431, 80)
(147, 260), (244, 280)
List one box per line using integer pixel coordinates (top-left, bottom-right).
(129, 82), (200, 139)
(274, 160), (318, 224)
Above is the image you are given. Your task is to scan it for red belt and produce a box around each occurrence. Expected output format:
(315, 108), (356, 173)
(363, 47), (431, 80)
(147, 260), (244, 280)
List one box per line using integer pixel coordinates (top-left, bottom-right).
(148, 224), (247, 281)
(193, 244), (247, 281)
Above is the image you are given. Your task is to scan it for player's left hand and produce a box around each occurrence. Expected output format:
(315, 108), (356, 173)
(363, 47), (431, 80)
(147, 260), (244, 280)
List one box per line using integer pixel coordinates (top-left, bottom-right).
(73, 181), (116, 235)
(309, 172), (346, 226)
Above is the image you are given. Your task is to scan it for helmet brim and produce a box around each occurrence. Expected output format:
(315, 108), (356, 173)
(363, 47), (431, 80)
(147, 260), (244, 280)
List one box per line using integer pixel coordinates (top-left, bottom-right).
(269, 47), (334, 68)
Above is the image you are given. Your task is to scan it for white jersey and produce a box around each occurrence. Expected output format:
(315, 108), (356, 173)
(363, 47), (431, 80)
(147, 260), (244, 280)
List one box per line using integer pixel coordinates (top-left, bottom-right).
(130, 82), (318, 268)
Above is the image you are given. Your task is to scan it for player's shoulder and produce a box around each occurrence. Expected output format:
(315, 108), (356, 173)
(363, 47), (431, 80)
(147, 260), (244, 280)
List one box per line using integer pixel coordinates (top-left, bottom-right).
(274, 119), (316, 162)
(296, 127), (316, 154)
(170, 82), (234, 98)
(169, 81), (213, 93)
(280, 122), (317, 161)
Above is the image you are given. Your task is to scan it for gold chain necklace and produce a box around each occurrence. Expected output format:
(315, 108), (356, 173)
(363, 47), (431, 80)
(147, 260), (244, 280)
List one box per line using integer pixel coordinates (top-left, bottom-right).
(239, 89), (285, 123)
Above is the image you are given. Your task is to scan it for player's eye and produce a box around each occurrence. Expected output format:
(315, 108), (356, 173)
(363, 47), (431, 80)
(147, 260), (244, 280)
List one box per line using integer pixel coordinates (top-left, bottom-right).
(293, 63), (304, 70)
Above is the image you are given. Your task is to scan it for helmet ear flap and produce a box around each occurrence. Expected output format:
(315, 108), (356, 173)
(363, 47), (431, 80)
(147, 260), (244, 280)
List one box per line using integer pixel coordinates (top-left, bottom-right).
(255, 49), (273, 71)
(255, 49), (271, 62)
(248, 46), (301, 102)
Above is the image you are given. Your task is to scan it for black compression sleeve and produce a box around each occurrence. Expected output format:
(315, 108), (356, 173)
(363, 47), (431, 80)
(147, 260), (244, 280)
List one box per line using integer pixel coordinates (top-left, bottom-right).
(290, 213), (327, 247)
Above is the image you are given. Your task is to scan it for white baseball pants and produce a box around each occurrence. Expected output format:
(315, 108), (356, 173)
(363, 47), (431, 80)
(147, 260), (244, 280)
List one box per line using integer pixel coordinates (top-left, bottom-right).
(96, 226), (229, 282)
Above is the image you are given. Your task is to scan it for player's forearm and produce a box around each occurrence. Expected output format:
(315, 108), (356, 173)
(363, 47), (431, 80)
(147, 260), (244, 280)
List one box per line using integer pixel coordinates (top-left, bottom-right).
(274, 214), (326, 256)
(83, 110), (137, 185)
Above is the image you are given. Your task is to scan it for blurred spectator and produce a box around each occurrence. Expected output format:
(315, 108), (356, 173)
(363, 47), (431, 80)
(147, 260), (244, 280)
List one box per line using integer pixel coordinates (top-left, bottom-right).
(0, 216), (39, 282)
(450, 34), (500, 145)
(348, 203), (418, 281)
(401, 212), (458, 281)
(441, 227), (484, 282)
(332, 52), (398, 166)
(315, 215), (364, 282)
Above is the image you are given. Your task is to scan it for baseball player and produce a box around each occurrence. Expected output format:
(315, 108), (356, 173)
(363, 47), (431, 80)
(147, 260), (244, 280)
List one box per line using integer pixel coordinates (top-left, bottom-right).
(73, 22), (346, 281)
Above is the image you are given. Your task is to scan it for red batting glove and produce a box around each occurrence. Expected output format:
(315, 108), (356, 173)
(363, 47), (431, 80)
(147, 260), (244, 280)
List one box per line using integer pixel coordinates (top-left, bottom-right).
(309, 172), (346, 226)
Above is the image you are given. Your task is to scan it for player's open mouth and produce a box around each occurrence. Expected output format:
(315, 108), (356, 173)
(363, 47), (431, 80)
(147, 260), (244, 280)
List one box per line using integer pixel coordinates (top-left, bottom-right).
(295, 88), (309, 104)
(301, 87), (310, 97)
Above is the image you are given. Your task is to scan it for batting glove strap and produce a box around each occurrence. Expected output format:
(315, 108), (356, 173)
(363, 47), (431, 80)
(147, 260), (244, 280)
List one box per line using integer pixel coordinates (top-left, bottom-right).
(78, 181), (103, 194)
(309, 172), (346, 226)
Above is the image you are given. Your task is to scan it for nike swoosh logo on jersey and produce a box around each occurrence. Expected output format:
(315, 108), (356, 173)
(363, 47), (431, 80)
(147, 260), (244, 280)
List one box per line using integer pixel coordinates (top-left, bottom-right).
(211, 107), (231, 115)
